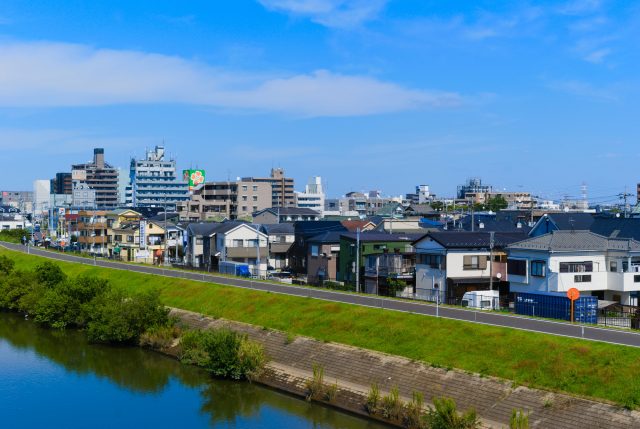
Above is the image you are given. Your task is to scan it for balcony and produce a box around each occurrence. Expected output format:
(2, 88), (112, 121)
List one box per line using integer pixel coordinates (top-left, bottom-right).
(78, 236), (108, 244)
(77, 222), (108, 229)
(270, 242), (293, 254)
(225, 246), (268, 258)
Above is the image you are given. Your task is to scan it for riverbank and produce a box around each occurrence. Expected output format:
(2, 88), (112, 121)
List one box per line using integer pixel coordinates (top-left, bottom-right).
(4, 246), (640, 424)
(166, 307), (640, 429)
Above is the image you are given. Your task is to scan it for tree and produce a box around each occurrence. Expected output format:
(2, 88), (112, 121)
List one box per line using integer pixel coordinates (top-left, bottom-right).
(0, 255), (14, 275)
(487, 195), (508, 212)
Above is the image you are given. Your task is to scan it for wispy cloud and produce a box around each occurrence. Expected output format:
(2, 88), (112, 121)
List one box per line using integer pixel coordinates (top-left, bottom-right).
(556, 0), (603, 16)
(0, 40), (462, 117)
(547, 79), (619, 101)
(257, 0), (387, 28)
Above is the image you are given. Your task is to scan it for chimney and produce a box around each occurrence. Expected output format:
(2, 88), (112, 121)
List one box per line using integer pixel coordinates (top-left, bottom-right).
(94, 148), (105, 169)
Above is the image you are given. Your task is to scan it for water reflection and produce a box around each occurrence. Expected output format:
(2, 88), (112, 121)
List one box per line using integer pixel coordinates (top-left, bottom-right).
(0, 312), (389, 429)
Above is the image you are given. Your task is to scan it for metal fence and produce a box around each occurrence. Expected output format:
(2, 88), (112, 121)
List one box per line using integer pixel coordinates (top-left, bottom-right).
(598, 304), (640, 329)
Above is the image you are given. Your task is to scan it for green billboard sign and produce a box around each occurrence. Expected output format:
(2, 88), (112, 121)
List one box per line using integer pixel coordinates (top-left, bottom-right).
(182, 169), (206, 189)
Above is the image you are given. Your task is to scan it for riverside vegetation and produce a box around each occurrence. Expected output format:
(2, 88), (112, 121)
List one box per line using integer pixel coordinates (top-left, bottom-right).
(0, 255), (265, 381)
(4, 248), (640, 409)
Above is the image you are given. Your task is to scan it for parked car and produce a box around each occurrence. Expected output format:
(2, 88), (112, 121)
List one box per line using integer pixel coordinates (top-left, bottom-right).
(461, 290), (500, 310)
(267, 271), (293, 284)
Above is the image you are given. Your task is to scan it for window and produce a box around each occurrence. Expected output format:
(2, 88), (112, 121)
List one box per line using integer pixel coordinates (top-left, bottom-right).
(127, 235), (134, 243)
(560, 262), (593, 273)
(311, 245), (319, 257)
(242, 185), (248, 191)
(242, 206), (247, 212)
(114, 234), (122, 242)
(610, 261), (618, 272)
(195, 238), (203, 245)
(507, 259), (527, 276)
(574, 275), (591, 283)
(463, 255), (487, 270)
(247, 239), (258, 247)
(242, 195), (247, 201)
(252, 196), (258, 202)
(418, 254), (442, 269)
(233, 239), (244, 247)
(634, 275), (640, 283)
(531, 261), (546, 277)
(253, 185), (258, 192)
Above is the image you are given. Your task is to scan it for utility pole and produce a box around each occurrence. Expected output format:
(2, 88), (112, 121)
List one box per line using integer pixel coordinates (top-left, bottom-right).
(163, 197), (169, 266)
(256, 226), (261, 278)
(355, 227), (361, 293)
(619, 191), (633, 218)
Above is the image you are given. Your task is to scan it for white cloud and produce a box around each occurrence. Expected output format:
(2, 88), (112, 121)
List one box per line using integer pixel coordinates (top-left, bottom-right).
(547, 79), (618, 101)
(583, 47), (612, 63)
(257, 0), (387, 28)
(557, 0), (603, 16)
(0, 40), (462, 117)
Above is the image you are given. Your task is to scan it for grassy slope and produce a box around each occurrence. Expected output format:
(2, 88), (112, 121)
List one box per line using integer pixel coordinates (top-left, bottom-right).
(3, 247), (640, 408)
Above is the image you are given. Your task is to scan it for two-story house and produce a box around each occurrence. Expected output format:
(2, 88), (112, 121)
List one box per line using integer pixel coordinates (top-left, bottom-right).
(260, 223), (295, 270)
(507, 230), (640, 305)
(413, 231), (526, 302)
(306, 231), (343, 285)
(215, 222), (268, 276)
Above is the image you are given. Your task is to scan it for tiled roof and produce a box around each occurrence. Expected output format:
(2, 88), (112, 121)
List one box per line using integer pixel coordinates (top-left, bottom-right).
(255, 207), (320, 216)
(508, 230), (640, 252)
(590, 217), (640, 241)
(261, 223), (295, 235)
(424, 231), (527, 249)
(341, 232), (424, 242)
(546, 213), (595, 230)
(308, 231), (344, 244)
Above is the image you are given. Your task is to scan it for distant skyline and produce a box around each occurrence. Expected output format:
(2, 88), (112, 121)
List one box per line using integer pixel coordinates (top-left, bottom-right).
(0, 1), (638, 202)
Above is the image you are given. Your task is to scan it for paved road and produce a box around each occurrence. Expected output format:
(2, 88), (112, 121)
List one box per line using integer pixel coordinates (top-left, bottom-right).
(5, 241), (640, 348)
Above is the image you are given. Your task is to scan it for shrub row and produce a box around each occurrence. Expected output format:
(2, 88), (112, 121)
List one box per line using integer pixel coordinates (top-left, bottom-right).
(0, 256), (169, 344)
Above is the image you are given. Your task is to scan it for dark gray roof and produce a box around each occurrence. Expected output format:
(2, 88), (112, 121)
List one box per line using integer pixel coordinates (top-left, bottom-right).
(255, 207), (320, 216)
(308, 231), (344, 244)
(590, 217), (640, 241)
(546, 213), (595, 230)
(424, 232), (527, 249)
(294, 221), (347, 237)
(186, 222), (223, 236)
(341, 232), (424, 242)
(508, 230), (640, 252)
(260, 223), (295, 235)
(454, 217), (531, 233)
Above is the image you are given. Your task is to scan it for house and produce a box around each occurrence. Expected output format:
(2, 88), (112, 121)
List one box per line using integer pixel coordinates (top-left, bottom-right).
(289, 221), (347, 276)
(185, 222), (220, 268)
(260, 223), (295, 270)
(507, 230), (640, 305)
(338, 232), (423, 291)
(107, 216), (168, 264)
(413, 231), (526, 302)
(214, 222), (268, 275)
(447, 213), (531, 234)
(252, 207), (321, 224)
(364, 248), (416, 297)
(403, 204), (440, 221)
(306, 231), (343, 284)
(528, 213), (595, 237)
(0, 212), (25, 230)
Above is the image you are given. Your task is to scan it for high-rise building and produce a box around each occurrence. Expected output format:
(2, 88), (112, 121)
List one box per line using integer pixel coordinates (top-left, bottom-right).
(295, 176), (326, 214)
(71, 148), (120, 209)
(241, 168), (295, 208)
(127, 145), (189, 210)
(33, 180), (51, 215)
(50, 172), (73, 195)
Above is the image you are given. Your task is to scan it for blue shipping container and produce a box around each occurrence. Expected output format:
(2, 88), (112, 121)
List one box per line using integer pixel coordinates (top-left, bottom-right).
(514, 292), (598, 324)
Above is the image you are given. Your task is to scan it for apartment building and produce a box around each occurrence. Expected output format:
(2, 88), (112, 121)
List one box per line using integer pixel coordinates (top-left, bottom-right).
(177, 180), (272, 221)
(295, 176), (325, 215)
(76, 210), (109, 255)
(72, 148), (119, 209)
(127, 145), (189, 210)
(241, 168), (295, 208)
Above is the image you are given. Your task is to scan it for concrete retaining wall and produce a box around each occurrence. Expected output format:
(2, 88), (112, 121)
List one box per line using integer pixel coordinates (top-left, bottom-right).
(170, 308), (640, 428)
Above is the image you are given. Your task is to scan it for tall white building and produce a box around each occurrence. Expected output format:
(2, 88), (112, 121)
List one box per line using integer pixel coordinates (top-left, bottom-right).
(295, 176), (325, 215)
(33, 180), (51, 215)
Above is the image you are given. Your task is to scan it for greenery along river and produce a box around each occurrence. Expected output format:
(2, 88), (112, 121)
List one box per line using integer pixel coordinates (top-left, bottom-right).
(0, 313), (388, 429)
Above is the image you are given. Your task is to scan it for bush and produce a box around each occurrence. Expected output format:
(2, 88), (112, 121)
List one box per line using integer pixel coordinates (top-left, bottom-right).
(0, 229), (29, 244)
(405, 391), (426, 429)
(0, 269), (38, 310)
(140, 324), (182, 350)
(425, 397), (480, 429)
(381, 386), (403, 421)
(321, 281), (355, 292)
(35, 261), (67, 288)
(366, 383), (381, 414)
(305, 363), (326, 401)
(510, 409), (529, 429)
(86, 289), (169, 344)
(180, 328), (265, 380)
(0, 255), (14, 274)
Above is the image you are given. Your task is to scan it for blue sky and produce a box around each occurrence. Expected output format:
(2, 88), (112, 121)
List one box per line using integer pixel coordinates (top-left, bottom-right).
(0, 0), (638, 202)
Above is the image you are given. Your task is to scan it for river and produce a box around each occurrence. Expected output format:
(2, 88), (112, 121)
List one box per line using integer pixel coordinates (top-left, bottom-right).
(0, 312), (388, 428)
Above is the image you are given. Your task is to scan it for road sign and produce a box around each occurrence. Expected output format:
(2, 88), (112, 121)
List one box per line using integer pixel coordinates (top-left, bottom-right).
(567, 288), (580, 301)
(567, 288), (580, 323)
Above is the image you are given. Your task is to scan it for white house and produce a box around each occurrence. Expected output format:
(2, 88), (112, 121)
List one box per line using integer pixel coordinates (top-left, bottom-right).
(414, 232), (526, 302)
(215, 222), (269, 275)
(507, 231), (640, 305)
(260, 223), (295, 270)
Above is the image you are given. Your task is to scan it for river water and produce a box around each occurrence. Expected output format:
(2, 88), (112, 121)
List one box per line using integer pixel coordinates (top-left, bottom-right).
(0, 313), (388, 428)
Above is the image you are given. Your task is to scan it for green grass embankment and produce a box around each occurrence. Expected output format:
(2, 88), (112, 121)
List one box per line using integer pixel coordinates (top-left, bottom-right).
(2, 247), (640, 408)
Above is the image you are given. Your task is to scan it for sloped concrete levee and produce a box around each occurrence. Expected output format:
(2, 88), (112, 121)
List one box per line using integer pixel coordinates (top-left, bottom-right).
(171, 308), (640, 429)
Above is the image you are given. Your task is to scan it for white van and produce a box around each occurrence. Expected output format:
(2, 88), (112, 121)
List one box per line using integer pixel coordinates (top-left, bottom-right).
(461, 290), (500, 310)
